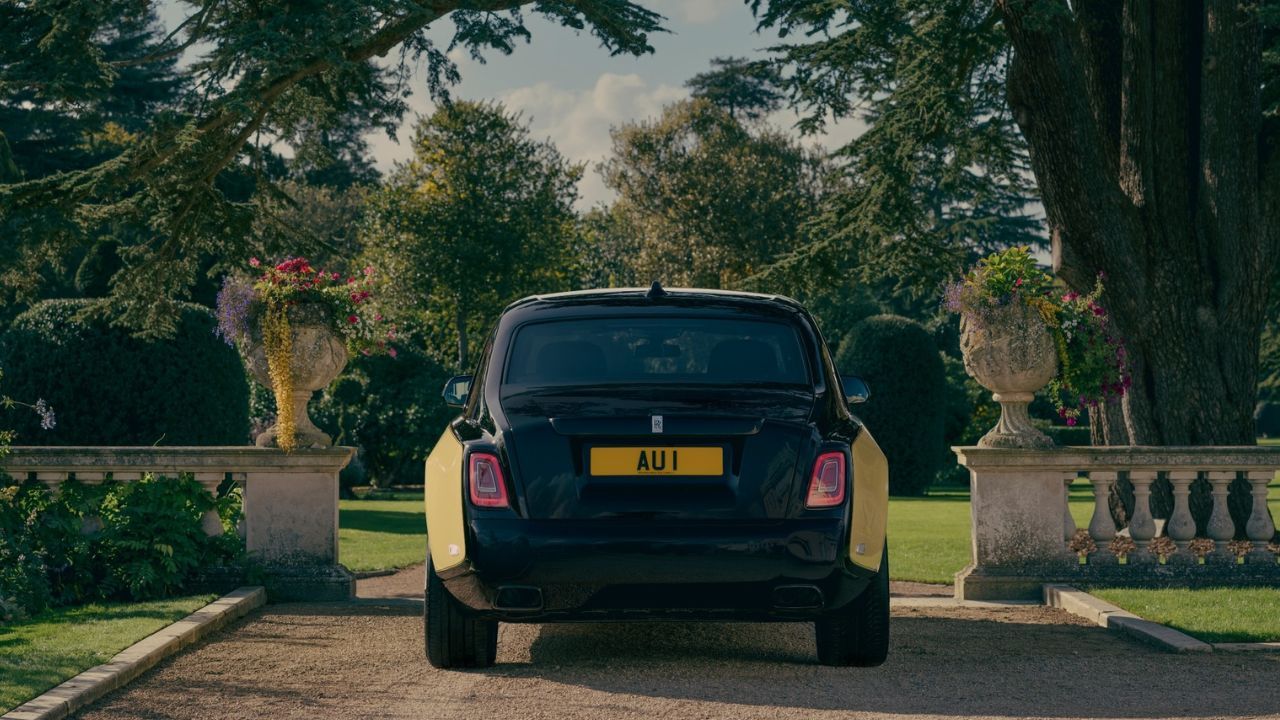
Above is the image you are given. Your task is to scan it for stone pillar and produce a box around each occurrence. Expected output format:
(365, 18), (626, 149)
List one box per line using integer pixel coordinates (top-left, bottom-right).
(1127, 470), (1157, 556)
(1245, 470), (1277, 562)
(1166, 470), (1197, 552)
(953, 448), (1074, 600)
(242, 447), (355, 601)
(1206, 471), (1236, 558)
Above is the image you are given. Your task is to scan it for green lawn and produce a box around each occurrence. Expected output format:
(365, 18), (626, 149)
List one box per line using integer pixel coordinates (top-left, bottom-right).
(339, 494), (426, 573)
(0, 595), (215, 713)
(1091, 587), (1280, 643)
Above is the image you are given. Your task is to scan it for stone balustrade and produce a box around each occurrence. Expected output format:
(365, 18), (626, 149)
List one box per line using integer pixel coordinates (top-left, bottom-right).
(953, 446), (1280, 600)
(0, 446), (355, 601)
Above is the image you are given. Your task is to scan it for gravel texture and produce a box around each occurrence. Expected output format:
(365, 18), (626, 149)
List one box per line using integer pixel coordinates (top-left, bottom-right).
(71, 567), (1280, 720)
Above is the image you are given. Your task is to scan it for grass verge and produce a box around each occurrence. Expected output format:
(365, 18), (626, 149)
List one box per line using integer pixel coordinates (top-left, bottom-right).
(1090, 587), (1280, 643)
(0, 595), (215, 713)
(339, 495), (425, 573)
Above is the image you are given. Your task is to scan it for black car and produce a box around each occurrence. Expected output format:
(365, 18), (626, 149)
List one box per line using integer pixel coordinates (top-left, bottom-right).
(423, 285), (889, 668)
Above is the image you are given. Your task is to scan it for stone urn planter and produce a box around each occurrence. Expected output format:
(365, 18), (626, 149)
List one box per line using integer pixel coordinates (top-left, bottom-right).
(242, 303), (348, 449)
(960, 301), (1058, 449)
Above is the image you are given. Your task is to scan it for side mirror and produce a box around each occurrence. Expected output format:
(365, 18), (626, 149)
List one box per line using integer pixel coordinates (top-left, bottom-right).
(841, 375), (870, 405)
(442, 375), (473, 408)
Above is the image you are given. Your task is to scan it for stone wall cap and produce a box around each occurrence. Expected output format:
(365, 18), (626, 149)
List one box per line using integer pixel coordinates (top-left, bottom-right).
(1, 446), (355, 473)
(953, 445), (1280, 471)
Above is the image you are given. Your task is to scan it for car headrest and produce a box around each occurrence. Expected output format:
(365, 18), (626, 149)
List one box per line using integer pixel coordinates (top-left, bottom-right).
(534, 340), (607, 382)
(707, 339), (779, 381)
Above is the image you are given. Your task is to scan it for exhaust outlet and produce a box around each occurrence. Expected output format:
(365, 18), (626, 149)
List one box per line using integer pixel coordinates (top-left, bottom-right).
(494, 585), (544, 611)
(772, 584), (824, 610)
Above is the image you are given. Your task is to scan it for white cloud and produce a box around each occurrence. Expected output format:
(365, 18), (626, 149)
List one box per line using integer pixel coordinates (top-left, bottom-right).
(668, 0), (736, 25)
(502, 73), (688, 206)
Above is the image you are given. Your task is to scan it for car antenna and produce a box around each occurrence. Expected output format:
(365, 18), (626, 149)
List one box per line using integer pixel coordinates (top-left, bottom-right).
(646, 281), (668, 300)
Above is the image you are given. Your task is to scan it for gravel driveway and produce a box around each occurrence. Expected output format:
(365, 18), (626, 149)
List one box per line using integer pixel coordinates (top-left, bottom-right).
(72, 568), (1280, 720)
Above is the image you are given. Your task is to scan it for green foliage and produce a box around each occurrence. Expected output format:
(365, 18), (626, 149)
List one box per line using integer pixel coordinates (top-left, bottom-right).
(0, 1), (665, 335)
(836, 315), (947, 496)
(0, 300), (249, 445)
(361, 100), (581, 371)
(686, 56), (785, 121)
(750, 0), (1043, 298)
(602, 98), (825, 289)
(0, 474), (242, 622)
(313, 337), (454, 488)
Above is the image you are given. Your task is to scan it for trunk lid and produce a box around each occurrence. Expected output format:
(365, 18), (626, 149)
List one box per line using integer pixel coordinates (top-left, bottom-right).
(499, 385), (820, 520)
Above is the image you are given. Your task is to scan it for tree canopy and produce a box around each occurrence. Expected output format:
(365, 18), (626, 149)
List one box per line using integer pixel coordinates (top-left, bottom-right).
(601, 98), (826, 289)
(0, 0), (665, 334)
(360, 100), (581, 371)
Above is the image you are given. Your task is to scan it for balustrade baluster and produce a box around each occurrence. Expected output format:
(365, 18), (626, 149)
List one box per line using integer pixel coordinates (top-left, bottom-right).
(193, 472), (226, 537)
(35, 471), (66, 495)
(1206, 471), (1237, 557)
(1246, 470), (1277, 559)
(1166, 470), (1197, 552)
(1128, 471), (1157, 554)
(1088, 471), (1117, 549)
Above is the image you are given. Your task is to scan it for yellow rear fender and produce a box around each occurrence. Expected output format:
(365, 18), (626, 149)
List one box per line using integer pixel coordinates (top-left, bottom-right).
(424, 428), (467, 573)
(848, 428), (889, 573)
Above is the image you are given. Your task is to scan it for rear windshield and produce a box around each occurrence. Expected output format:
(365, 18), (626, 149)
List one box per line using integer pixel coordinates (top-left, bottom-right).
(503, 317), (811, 387)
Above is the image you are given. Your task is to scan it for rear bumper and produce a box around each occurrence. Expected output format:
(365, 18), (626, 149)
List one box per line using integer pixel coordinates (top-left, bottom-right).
(438, 516), (875, 621)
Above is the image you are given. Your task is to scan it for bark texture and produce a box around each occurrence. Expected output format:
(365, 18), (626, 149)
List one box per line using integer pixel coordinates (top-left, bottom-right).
(999, 0), (1276, 448)
(998, 0), (1277, 535)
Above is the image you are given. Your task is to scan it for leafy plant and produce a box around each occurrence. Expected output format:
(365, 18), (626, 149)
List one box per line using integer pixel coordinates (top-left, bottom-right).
(0, 473), (244, 622)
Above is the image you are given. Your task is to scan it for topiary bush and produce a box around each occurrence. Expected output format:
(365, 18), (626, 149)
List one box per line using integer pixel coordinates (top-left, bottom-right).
(0, 299), (250, 445)
(835, 314), (947, 497)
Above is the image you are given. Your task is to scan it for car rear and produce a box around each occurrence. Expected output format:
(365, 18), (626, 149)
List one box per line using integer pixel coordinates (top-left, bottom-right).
(425, 289), (889, 668)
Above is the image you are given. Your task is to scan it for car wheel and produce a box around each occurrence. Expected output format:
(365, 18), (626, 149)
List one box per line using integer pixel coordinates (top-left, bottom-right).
(425, 558), (498, 669)
(815, 543), (889, 667)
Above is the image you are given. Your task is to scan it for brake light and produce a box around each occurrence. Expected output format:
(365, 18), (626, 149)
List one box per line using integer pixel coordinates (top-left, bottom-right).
(805, 451), (846, 508)
(468, 453), (509, 508)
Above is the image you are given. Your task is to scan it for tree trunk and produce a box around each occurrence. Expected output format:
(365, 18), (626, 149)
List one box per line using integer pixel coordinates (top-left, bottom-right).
(998, 0), (1278, 537)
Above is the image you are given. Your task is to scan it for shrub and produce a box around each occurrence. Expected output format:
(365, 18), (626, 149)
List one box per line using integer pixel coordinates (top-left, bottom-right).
(0, 299), (250, 445)
(835, 315), (947, 496)
(0, 473), (242, 622)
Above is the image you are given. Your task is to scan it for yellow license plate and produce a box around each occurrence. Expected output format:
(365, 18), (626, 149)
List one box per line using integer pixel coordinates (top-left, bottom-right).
(589, 447), (723, 476)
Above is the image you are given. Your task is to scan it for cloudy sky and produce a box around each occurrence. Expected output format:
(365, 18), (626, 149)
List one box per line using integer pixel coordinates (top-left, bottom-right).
(159, 2), (862, 206)
(371, 0), (863, 206)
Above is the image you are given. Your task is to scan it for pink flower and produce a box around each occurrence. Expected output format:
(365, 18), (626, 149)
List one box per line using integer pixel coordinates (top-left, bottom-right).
(388, 347), (398, 358)
(363, 266), (374, 276)
(347, 315), (359, 324)
(1063, 291), (1079, 302)
(1066, 417), (1077, 426)
(249, 257), (261, 268)
(332, 272), (340, 280)
(1014, 277), (1023, 287)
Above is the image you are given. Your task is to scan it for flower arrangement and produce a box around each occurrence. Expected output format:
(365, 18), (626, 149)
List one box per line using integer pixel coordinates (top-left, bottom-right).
(1187, 537), (1216, 563)
(1068, 528), (1096, 564)
(1148, 536), (1177, 565)
(945, 247), (1130, 425)
(215, 257), (395, 451)
(1108, 535), (1137, 563)
(1227, 539), (1253, 564)
(1268, 542), (1280, 563)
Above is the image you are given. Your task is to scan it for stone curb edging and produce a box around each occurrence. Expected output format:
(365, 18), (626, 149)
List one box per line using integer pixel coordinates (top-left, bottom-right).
(1043, 584), (1212, 653)
(2, 587), (266, 720)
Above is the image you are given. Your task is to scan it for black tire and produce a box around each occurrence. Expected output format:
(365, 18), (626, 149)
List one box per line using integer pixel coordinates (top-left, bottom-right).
(425, 559), (498, 669)
(815, 543), (890, 667)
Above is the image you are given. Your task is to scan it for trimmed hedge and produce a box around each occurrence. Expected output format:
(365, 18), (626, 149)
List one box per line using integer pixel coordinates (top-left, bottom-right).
(835, 314), (947, 497)
(0, 299), (250, 445)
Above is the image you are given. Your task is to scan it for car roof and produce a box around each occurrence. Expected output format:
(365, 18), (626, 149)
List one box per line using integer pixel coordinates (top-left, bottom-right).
(503, 287), (807, 314)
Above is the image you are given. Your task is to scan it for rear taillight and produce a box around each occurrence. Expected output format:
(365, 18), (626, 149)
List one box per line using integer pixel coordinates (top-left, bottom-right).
(805, 451), (846, 508)
(468, 453), (509, 508)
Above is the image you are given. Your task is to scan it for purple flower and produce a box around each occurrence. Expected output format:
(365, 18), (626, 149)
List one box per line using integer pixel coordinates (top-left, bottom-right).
(34, 398), (56, 430)
(214, 276), (257, 345)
